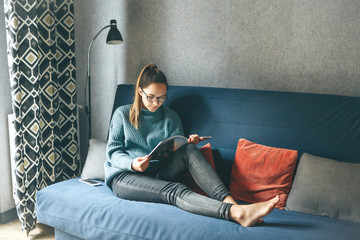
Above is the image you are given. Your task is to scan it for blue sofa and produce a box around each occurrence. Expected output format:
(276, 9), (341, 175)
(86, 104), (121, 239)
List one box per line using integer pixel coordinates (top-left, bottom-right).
(37, 84), (360, 239)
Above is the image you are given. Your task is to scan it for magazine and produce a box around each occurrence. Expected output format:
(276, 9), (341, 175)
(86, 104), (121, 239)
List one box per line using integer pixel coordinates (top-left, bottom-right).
(148, 135), (212, 160)
(148, 135), (188, 160)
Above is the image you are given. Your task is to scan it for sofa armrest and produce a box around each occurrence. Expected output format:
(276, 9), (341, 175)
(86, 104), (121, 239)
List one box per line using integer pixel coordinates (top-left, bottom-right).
(77, 104), (89, 172)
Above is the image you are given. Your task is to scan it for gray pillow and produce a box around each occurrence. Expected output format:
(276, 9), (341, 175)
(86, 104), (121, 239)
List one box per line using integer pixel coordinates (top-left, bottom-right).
(80, 138), (107, 181)
(285, 153), (360, 223)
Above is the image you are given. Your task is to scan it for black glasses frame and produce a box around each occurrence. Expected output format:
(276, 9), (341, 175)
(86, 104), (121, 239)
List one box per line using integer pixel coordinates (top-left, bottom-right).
(141, 88), (167, 103)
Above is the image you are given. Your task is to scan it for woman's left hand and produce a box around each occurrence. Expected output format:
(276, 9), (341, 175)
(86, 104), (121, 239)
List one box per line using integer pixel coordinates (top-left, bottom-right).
(188, 134), (201, 145)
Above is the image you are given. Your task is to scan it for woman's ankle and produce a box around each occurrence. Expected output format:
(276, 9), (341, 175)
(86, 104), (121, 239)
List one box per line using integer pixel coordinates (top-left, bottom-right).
(223, 195), (238, 205)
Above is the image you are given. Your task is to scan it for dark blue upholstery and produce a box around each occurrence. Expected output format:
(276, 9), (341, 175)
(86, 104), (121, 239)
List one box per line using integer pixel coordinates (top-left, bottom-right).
(112, 85), (360, 186)
(37, 84), (360, 239)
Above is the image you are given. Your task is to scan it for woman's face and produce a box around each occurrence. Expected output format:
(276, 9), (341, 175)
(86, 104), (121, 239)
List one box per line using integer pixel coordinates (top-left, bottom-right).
(138, 83), (167, 112)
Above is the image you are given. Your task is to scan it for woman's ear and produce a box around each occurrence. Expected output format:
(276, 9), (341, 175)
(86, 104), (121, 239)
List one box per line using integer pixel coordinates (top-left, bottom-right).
(138, 87), (143, 96)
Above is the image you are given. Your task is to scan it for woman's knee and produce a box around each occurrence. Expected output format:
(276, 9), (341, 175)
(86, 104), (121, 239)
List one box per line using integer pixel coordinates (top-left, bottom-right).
(184, 143), (198, 152)
(177, 143), (198, 159)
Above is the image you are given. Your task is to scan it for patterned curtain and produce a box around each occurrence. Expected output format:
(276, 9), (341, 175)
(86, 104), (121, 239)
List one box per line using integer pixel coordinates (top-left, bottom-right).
(4, 0), (78, 233)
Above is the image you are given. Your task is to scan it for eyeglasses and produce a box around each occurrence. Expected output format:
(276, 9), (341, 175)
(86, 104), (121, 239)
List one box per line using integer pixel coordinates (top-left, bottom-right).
(141, 89), (167, 103)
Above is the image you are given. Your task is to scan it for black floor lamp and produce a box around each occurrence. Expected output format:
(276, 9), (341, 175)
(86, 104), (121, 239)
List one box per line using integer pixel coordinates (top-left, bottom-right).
(86, 19), (123, 139)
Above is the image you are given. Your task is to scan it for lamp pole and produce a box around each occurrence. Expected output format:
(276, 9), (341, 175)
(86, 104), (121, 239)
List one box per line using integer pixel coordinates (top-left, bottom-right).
(86, 20), (123, 139)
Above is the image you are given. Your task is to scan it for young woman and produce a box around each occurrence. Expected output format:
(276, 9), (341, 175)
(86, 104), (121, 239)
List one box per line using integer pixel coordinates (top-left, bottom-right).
(105, 63), (279, 227)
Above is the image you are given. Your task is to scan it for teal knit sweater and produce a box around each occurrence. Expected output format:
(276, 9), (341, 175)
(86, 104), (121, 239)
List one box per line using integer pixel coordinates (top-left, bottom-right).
(104, 104), (184, 187)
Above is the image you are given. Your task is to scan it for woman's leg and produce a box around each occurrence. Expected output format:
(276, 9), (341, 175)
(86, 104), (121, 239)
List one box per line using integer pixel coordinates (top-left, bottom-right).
(158, 144), (230, 201)
(157, 144), (279, 226)
(112, 171), (232, 221)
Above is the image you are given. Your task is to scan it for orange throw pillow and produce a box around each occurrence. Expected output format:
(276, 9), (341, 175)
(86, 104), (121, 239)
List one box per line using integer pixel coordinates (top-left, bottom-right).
(229, 139), (298, 209)
(180, 143), (216, 196)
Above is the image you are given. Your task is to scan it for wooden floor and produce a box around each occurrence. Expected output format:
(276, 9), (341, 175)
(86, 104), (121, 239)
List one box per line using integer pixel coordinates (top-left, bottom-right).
(0, 219), (54, 240)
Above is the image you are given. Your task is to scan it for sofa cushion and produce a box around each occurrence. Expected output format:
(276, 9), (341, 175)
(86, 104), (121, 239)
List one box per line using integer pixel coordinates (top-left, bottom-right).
(179, 143), (216, 195)
(285, 153), (360, 223)
(81, 138), (107, 181)
(230, 138), (298, 209)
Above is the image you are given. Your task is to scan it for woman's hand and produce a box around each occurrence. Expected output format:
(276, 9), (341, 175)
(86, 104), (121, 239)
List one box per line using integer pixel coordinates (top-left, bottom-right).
(187, 134), (203, 145)
(131, 156), (150, 172)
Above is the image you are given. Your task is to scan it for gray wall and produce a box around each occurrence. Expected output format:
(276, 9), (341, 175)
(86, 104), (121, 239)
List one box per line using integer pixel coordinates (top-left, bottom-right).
(74, 0), (126, 141)
(74, 0), (360, 140)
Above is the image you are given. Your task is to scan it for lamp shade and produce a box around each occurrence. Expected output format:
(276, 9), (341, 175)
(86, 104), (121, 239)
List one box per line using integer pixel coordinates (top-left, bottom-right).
(106, 20), (123, 45)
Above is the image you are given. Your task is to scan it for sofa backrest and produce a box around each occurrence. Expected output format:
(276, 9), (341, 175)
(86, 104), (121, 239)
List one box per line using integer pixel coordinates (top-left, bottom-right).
(111, 84), (360, 186)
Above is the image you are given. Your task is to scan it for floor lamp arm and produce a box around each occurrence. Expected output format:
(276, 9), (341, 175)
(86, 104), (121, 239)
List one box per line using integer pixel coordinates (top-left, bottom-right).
(86, 25), (111, 139)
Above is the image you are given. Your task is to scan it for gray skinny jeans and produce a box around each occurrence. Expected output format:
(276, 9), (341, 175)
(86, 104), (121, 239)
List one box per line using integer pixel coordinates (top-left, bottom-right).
(111, 144), (233, 221)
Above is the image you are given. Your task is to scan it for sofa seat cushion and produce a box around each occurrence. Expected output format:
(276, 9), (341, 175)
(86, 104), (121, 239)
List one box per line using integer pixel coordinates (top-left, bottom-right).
(286, 153), (360, 223)
(37, 178), (360, 240)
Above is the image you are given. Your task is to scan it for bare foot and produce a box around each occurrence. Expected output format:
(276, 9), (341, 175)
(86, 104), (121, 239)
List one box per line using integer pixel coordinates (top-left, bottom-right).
(223, 195), (265, 225)
(229, 195), (279, 227)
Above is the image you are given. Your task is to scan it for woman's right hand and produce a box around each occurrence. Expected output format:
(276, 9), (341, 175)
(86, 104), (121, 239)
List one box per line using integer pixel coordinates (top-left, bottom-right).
(131, 156), (150, 172)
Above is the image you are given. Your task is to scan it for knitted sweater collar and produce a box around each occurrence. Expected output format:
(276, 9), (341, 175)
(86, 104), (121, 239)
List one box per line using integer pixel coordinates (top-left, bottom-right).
(140, 105), (163, 116)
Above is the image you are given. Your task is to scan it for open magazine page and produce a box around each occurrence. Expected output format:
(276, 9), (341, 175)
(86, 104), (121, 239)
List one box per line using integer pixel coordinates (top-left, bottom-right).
(148, 135), (188, 160)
